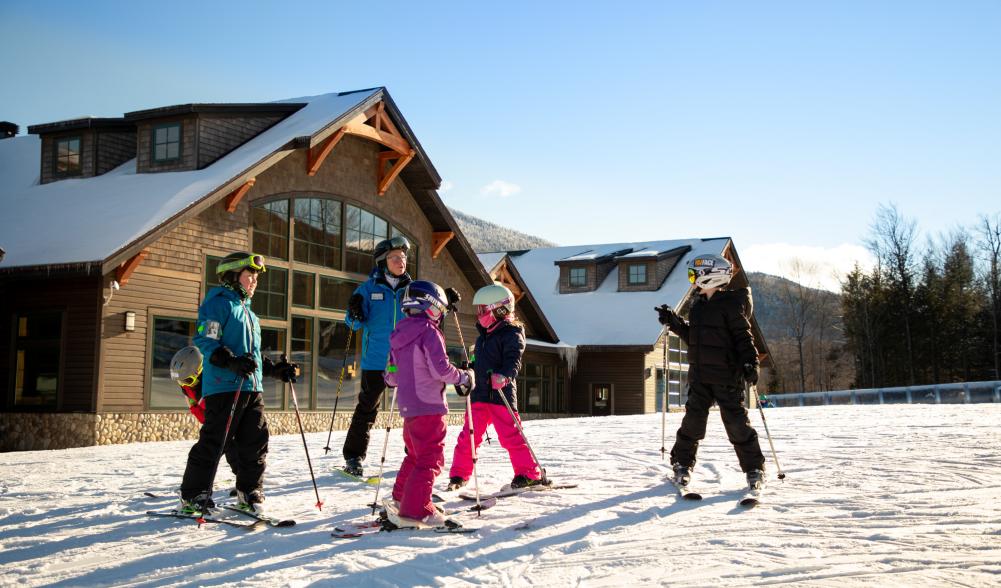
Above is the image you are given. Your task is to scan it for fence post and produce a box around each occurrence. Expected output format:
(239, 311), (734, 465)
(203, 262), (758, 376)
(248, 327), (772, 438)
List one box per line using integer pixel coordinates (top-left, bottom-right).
(906, 388), (912, 404)
(935, 388), (941, 404)
(878, 389), (884, 405)
(964, 383), (971, 404)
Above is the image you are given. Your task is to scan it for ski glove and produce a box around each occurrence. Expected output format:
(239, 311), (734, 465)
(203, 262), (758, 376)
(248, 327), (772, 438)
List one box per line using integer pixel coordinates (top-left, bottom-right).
(444, 287), (461, 311)
(743, 363), (759, 385)
(210, 346), (257, 377)
(348, 293), (365, 322)
(490, 373), (510, 391)
(455, 369), (475, 397)
(265, 354), (300, 383)
(655, 304), (677, 326)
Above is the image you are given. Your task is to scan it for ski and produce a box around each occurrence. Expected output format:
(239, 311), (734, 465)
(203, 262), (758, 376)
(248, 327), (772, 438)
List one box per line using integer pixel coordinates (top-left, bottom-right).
(458, 482), (577, 501)
(146, 510), (261, 529)
(669, 480), (703, 501)
(333, 468), (380, 486)
(223, 505), (296, 527)
(331, 520), (385, 539)
(739, 485), (764, 507)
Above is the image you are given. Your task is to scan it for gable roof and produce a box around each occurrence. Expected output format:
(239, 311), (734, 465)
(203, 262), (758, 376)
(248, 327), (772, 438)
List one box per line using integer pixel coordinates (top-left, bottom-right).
(0, 88), (491, 288)
(505, 238), (734, 348)
(476, 252), (559, 344)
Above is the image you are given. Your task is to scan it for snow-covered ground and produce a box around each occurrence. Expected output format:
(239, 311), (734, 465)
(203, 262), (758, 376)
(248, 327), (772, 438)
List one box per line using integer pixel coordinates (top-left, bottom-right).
(1, 404), (999, 587)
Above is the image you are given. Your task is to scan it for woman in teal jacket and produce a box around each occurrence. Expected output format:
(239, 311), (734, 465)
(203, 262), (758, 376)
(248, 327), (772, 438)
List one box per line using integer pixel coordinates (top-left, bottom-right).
(180, 252), (295, 515)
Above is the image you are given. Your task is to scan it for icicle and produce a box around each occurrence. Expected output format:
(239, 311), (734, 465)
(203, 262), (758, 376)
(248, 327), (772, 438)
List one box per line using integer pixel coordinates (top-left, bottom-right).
(558, 345), (578, 376)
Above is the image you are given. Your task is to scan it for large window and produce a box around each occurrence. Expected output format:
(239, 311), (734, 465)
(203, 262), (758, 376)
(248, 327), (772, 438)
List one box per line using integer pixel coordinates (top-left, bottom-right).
(150, 317), (196, 409)
(345, 204), (388, 274)
(153, 122), (181, 162)
(251, 268), (288, 320)
(291, 316), (314, 407)
(516, 362), (565, 413)
(293, 271), (315, 308)
(253, 200), (289, 261)
(55, 137), (81, 176)
(628, 264), (648, 285)
(261, 328), (287, 409)
(319, 276), (358, 311)
(294, 198), (341, 269)
(569, 267), (587, 287)
(316, 320), (360, 410)
(13, 312), (62, 408)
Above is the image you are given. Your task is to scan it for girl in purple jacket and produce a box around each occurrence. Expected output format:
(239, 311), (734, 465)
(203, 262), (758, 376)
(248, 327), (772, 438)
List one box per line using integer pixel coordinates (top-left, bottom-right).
(383, 280), (474, 528)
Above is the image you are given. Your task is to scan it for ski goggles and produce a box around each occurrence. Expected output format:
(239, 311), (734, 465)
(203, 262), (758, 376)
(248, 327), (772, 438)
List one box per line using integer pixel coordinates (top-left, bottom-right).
(178, 373), (200, 387)
(687, 268), (697, 284)
(217, 254), (267, 274)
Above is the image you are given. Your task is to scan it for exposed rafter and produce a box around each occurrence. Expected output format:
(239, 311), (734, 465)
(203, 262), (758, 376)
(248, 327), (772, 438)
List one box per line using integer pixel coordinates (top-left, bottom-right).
(116, 248), (149, 287)
(494, 261), (525, 302)
(307, 128), (346, 176)
(224, 178), (256, 212)
(431, 231), (455, 260)
(378, 149), (416, 196)
(343, 102), (411, 154)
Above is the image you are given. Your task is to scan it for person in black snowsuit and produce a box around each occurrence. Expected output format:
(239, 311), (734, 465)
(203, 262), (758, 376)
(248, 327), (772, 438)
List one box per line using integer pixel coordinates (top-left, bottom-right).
(656, 253), (766, 490)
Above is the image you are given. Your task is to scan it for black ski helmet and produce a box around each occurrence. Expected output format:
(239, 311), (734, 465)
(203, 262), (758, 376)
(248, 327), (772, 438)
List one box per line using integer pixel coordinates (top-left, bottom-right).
(216, 251), (266, 286)
(373, 236), (411, 272)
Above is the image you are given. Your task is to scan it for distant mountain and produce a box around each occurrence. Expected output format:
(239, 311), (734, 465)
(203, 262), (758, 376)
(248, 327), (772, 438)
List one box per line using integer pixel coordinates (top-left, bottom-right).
(449, 208), (557, 253)
(746, 271), (841, 340)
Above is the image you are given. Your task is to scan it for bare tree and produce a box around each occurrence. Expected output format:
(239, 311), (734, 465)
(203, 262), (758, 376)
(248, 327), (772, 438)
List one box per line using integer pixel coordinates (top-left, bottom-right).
(778, 258), (824, 392)
(865, 203), (918, 384)
(978, 214), (1001, 379)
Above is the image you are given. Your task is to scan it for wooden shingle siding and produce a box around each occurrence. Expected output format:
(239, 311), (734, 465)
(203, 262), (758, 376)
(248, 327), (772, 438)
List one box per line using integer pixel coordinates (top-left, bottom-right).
(0, 276), (101, 411)
(136, 116), (197, 173)
(570, 350), (645, 414)
(197, 115), (285, 169)
(96, 131), (137, 175)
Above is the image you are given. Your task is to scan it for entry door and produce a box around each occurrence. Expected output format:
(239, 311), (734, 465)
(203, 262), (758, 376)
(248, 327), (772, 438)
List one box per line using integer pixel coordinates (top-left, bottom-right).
(592, 383), (612, 416)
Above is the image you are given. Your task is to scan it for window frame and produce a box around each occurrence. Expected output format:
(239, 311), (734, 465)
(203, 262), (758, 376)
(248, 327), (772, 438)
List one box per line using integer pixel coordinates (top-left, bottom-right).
(146, 313), (198, 411)
(568, 266), (587, 288)
(10, 310), (65, 410)
(151, 122), (182, 163)
(627, 263), (648, 285)
(54, 136), (82, 177)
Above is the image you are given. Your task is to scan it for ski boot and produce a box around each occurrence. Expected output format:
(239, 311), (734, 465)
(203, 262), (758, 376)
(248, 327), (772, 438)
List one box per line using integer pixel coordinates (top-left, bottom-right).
(746, 469), (765, 490)
(180, 491), (215, 515)
(510, 475), (552, 489)
(343, 456), (364, 477)
(446, 477), (468, 491)
(235, 489), (266, 515)
(672, 463), (692, 486)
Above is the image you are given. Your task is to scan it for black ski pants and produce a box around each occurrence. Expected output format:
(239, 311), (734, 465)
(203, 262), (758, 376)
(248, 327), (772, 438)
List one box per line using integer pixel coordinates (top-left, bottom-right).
(181, 391), (269, 500)
(670, 381), (765, 473)
(342, 369), (389, 461)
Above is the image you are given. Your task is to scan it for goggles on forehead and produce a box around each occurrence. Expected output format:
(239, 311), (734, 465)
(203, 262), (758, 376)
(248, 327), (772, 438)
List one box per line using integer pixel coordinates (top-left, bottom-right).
(218, 254), (267, 274)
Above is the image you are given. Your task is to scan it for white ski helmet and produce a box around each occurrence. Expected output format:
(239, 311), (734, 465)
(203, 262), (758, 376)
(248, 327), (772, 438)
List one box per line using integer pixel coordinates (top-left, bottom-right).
(687, 254), (733, 290)
(473, 282), (515, 319)
(170, 346), (203, 387)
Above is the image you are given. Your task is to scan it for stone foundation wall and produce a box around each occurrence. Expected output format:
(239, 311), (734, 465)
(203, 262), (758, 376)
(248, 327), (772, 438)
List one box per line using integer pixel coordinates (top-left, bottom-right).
(1, 411), (580, 452)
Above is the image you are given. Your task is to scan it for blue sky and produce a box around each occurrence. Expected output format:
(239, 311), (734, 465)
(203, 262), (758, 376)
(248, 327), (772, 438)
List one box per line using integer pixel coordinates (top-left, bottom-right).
(2, 1), (1000, 289)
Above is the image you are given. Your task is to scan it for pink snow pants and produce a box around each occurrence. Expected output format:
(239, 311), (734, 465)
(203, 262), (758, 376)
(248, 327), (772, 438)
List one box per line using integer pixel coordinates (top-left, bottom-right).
(449, 402), (540, 481)
(393, 414), (447, 520)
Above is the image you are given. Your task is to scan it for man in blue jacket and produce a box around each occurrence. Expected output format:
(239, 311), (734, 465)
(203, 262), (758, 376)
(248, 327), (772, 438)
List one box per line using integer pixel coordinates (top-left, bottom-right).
(180, 251), (296, 514)
(341, 237), (413, 476)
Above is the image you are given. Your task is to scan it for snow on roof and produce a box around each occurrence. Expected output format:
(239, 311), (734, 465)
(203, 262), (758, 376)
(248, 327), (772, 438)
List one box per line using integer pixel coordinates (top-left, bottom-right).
(618, 248), (660, 259)
(0, 89), (381, 269)
(508, 238), (730, 347)
(476, 252), (506, 274)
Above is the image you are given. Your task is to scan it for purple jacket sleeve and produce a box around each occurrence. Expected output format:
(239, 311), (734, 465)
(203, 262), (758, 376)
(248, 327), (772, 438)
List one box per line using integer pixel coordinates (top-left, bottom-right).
(383, 350), (399, 388)
(422, 328), (463, 384)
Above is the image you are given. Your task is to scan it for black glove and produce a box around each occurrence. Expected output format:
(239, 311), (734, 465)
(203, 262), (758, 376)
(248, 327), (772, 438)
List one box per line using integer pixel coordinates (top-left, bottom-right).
(655, 304), (676, 326)
(743, 363), (759, 385)
(348, 293), (365, 322)
(454, 368), (475, 397)
(265, 354), (300, 383)
(444, 287), (461, 312)
(210, 346), (257, 377)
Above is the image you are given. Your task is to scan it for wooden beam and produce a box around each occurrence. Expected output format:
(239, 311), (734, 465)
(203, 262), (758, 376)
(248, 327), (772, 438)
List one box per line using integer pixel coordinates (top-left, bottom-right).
(343, 104), (412, 154)
(116, 249), (149, 287)
(431, 231), (455, 260)
(377, 149), (415, 196)
(224, 178), (256, 212)
(307, 128), (345, 176)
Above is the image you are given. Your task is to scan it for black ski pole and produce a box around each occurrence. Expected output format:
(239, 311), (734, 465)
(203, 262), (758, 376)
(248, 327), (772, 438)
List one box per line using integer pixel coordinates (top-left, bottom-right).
(749, 383), (785, 480)
(323, 329), (355, 454)
(660, 326), (668, 461)
(451, 311), (484, 515)
(288, 373), (325, 510)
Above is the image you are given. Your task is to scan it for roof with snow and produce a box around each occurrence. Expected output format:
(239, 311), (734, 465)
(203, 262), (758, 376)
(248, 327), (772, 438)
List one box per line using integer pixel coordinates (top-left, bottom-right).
(495, 238), (733, 348)
(0, 88), (490, 288)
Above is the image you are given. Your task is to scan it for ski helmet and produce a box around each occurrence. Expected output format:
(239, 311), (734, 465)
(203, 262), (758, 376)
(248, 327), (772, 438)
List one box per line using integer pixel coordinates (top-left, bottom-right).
(373, 236), (411, 270)
(687, 254), (733, 290)
(216, 251), (266, 285)
(473, 282), (515, 327)
(170, 346), (203, 387)
(401, 280), (448, 320)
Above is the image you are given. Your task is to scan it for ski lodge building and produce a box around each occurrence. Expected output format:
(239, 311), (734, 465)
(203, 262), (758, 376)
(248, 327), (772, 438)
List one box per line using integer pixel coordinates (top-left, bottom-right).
(0, 88), (769, 451)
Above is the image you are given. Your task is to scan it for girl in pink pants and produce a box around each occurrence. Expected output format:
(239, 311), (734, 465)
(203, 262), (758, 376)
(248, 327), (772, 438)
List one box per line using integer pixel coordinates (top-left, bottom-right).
(448, 283), (546, 490)
(383, 281), (473, 527)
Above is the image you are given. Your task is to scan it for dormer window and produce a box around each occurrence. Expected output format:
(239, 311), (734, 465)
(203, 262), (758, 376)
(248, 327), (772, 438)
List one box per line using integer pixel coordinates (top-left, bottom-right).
(627, 264), (647, 285)
(55, 137), (81, 176)
(569, 267), (587, 287)
(152, 122), (181, 162)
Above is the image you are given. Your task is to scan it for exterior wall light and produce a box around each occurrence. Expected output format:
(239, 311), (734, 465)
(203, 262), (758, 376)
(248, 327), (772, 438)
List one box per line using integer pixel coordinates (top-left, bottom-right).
(125, 311), (136, 332)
